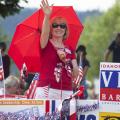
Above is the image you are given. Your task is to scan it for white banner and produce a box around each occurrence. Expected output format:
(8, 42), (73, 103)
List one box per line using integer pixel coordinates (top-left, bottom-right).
(77, 100), (99, 120)
(0, 99), (99, 120)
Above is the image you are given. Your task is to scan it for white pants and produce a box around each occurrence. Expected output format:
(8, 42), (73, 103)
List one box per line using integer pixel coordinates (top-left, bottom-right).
(34, 86), (73, 99)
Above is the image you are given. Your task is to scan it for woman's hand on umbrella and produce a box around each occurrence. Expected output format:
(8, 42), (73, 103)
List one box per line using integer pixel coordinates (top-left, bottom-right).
(40, 0), (53, 16)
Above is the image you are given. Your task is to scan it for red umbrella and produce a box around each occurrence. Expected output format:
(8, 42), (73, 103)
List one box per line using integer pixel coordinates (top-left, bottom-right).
(8, 6), (83, 72)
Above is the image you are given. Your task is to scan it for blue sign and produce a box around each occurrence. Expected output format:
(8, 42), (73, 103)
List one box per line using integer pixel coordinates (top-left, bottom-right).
(79, 114), (96, 120)
(100, 70), (120, 88)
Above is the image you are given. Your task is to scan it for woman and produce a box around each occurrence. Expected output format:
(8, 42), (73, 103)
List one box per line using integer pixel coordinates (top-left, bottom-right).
(34, 0), (79, 99)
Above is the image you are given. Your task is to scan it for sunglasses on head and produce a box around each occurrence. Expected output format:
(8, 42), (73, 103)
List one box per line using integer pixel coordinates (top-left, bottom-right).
(52, 23), (66, 29)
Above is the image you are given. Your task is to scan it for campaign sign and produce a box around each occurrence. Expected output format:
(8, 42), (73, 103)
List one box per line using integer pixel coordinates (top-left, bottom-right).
(0, 100), (61, 119)
(100, 70), (120, 102)
(77, 100), (99, 120)
(0, 99), (100, 120)
(99, 62), (120, 115)
(100, 62), (120, 102)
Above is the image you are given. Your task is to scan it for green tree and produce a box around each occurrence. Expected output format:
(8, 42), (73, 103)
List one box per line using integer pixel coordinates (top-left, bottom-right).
(78, 0), (120, 80)
(0, 0), (28, 18)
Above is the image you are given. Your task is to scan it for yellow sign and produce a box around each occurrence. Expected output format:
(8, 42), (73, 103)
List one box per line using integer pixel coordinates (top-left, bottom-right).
(99, 112), (120, 120)
(0, 100), (44, 105)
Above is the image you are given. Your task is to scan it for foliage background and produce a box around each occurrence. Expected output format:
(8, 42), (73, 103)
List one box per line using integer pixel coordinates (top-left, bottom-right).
(78, 0), (120, 81)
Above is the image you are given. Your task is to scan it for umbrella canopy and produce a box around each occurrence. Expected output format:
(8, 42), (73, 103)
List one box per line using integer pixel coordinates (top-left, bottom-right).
(8, 6), (83, 72)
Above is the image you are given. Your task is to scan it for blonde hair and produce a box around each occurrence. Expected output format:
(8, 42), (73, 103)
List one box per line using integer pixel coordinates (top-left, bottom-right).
(5, 75), (20, 89)
(50, 17), (69, 40)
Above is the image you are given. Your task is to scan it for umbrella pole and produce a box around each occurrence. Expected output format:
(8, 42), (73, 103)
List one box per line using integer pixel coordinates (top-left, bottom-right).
(60, 76), (62, 100)
(60, 74), (63, 120)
